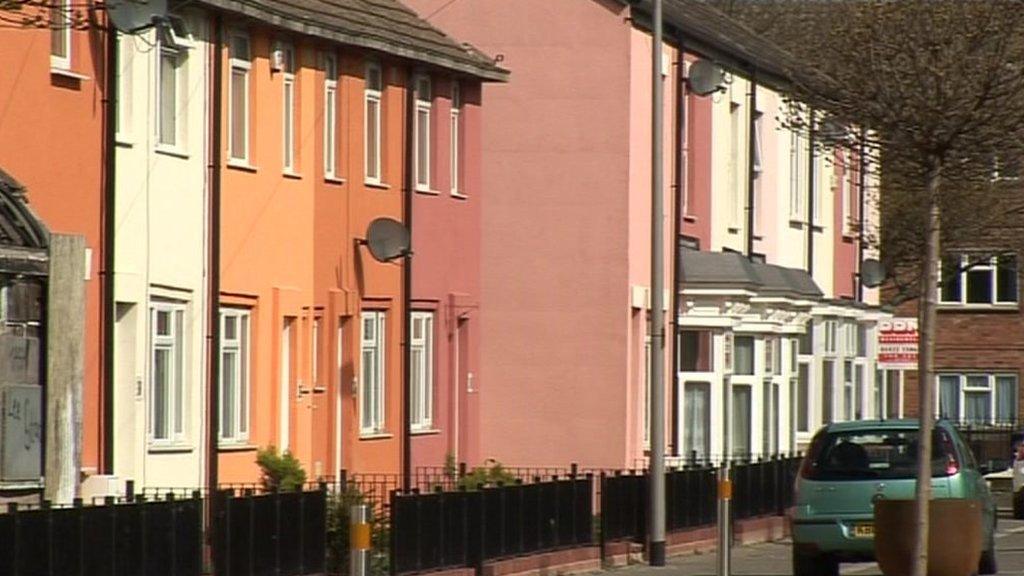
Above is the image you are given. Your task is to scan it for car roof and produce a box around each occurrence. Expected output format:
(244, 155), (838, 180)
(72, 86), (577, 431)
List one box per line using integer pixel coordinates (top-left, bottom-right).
(822, 419), (956, 433)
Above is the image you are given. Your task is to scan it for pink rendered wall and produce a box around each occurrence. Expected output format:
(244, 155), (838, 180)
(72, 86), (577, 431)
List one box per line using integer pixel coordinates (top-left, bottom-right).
(403, 0), (635, 469)
(682, 85), (713, 247)
(832, 149), (859, 298)
(752, 89), (783, 261)
(410, 79), (484, 470)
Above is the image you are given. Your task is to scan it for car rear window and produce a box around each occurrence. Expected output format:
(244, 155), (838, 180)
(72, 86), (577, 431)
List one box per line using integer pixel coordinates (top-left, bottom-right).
(801, 428), (959, 481)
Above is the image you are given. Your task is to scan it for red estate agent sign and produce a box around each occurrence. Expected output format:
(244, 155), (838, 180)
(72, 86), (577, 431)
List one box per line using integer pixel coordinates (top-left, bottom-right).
(877, 318), (918, 369)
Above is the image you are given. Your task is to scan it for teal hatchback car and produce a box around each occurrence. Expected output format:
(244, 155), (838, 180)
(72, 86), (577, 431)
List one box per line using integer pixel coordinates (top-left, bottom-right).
(790, 419), (997, 576)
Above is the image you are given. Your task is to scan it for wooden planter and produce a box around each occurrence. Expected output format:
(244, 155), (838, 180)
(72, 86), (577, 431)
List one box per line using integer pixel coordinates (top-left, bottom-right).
(873, 499), (982, 576)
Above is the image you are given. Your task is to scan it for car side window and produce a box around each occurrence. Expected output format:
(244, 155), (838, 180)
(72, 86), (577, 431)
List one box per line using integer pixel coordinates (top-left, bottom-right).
(950, 428), (978, 470)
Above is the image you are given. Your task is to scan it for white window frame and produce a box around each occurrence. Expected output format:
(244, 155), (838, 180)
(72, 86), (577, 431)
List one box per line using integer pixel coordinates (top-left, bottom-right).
(323, 52), (339, 180)
(312, 317), (322, 389)
(450, 82), (463, 196)
(936, 373), (1018, 425)
(50, 0), (71, 70)
(823, 320), (838, 355)
(279, 42), (297, 174)
(228, 31), (251, 164)
(812, 154), (822, 225)
(360, 311), (386, 435)
(115, 31), (134, 140)
(414, 74), (432, 191)
(939, 253), (1019, 306)
(789, 130), (804, 220)
(219, 308), (250, 444)
(364, 62), (383, 184)
(410, 311), (434, 431)
(728, 101), (742, 229)
(842, 151), (856, 236)
(149, 302), (187, 445)
(156, 40), (186, 150)
(843, 359), (854, 420)
(643, 312), (652, 446)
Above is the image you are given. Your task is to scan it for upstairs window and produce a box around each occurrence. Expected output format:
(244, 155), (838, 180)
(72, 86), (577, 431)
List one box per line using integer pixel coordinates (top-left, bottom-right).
(789, 130), (805, 220)
(364, 63), (383, 183)
(157, 40), (186, 148)
(940, 253), (1018, 306)
(323, 52), (339, 179)
(228, 32), (251, 163)
(278, 42), (297, 173)
(50, 0), (71, 70)
(414, 75), (432, 191)
(451, 82), (463, 196)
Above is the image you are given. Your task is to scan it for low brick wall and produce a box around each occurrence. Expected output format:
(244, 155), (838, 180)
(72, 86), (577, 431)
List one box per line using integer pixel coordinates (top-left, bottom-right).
(481, 546), (601, 576)
(603, 515), (790, 565)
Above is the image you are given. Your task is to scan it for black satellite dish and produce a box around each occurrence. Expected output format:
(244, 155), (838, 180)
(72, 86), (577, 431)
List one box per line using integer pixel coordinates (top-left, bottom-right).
(861, 258), (886, 288)
(686, 59), (725, 97)
(364, 218), (411, 262)
(107, 0), (167, 33)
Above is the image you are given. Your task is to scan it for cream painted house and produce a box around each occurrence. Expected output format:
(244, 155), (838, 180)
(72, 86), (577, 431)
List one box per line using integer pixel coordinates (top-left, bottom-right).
(108, 9), (210, 492)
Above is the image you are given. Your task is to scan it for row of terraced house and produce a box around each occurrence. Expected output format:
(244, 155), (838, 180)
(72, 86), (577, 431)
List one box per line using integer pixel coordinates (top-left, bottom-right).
(0, 0), (1017, 505)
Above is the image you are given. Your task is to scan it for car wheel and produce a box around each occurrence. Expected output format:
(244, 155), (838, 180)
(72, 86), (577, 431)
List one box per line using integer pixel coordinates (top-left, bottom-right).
(979, 543), (998, 575)
(1014, 489), (1024, 520)
(793, 547), (838, 576)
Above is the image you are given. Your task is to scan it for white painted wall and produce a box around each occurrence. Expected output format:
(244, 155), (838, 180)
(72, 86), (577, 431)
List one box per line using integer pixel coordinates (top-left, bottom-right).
(113, 10), (209, 489)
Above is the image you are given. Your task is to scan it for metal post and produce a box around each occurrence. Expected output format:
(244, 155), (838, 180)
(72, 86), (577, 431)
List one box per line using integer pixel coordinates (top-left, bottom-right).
(717, 466), (732, 576)
(350, 504), (371, 576)
(718, 375), (732, 576)
(649, 0), (667, 567)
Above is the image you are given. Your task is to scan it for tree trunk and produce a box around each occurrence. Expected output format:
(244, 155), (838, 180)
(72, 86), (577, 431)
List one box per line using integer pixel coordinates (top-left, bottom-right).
(911, 165), (941, 576)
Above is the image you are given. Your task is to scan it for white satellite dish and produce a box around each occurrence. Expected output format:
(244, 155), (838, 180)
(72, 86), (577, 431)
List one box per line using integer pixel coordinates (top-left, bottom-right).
(107, 0), (167, 34)
(861, 258), (886, 288)
(687, 59), (725, 97)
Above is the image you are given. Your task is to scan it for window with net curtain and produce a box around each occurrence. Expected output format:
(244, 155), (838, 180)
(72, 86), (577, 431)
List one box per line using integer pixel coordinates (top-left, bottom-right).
(939, 374), (1018, 424)
(732, 385), (752, 459)
(683, 382), (710, 461)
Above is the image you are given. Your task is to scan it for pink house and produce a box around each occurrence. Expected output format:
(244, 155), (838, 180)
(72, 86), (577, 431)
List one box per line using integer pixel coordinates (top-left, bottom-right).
(403, 0), (828, 469)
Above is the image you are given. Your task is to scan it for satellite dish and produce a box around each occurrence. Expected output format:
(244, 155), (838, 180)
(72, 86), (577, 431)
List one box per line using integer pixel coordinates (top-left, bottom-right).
(860, 258), (886, 288)
(107, 0), (167, 34)
(687, 59), (725, 97)
(364, 218), (411, 262)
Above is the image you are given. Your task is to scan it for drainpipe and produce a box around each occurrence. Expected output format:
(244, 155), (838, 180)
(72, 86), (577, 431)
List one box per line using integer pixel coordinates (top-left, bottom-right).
(857, 133), (867, 301)
(402, 66), (415, 492)
(669, 41), (686, 458)
(806, 110), (816, 276)
(746, 75), (757, 258)
(207, 12), (224, 504)
(101, 13), (117, 475)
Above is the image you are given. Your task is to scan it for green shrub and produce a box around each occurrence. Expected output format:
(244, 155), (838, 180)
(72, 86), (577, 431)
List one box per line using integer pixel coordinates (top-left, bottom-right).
(457, 459), (517, 490)
(255, 446), (307, 492)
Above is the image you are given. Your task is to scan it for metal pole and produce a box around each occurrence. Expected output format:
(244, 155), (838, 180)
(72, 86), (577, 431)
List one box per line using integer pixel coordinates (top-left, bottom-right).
(350, 504), (370, 576)
(718, 375), (732, 576)
(649, 0), (667, 567)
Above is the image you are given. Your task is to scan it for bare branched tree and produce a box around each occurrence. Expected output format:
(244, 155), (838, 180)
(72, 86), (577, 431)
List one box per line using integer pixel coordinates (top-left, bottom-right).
(718, 2), (1024, 575)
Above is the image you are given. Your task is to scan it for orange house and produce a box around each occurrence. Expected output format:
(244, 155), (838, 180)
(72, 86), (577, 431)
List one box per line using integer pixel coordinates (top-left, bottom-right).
(0, 2), (106, 497)
(211, 1), (505, 483)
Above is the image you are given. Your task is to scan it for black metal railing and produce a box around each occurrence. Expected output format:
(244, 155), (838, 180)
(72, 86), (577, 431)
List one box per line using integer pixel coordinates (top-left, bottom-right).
(213, 486), (327, 576)
(600, 456), (801, 547)
(390, 476), (593, 576)
(0, 494), (203, 576)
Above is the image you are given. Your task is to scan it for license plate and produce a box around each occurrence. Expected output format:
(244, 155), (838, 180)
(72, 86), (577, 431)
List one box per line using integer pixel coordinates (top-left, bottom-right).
(853, 523), (874, 538)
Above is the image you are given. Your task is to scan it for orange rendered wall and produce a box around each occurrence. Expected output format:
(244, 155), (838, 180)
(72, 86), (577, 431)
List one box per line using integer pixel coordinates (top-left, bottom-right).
(217, 24), (405, 483)
(0, 22), (106, 475)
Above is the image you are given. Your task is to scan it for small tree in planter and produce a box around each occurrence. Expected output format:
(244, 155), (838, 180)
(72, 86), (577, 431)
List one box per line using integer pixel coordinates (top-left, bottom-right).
(256, 446), (307, 492)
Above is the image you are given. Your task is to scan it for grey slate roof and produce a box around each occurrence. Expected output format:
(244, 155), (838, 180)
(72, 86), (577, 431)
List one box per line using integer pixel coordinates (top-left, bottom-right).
(624, 0), (817, 92)
(679, 248), (823, 300)
(198, 0), (509, 81)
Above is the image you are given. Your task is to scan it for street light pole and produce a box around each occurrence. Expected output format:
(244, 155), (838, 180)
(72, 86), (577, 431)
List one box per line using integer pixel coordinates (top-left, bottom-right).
(649, 0), (667, 567)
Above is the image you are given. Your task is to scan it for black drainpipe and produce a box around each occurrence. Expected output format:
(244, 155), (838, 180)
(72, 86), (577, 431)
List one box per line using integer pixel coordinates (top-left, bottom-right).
(102, 16), (117, 475)
(207, 11), (224, 506)
(857, 133), (867, 301)
(746, 74), (758, 258)
(669, 40), (686, 458)
(806, 110), (816, 275)
(402, 66), (416, 492)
